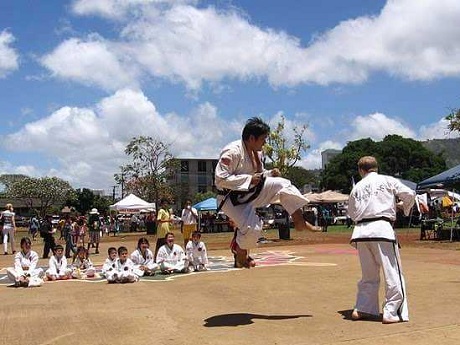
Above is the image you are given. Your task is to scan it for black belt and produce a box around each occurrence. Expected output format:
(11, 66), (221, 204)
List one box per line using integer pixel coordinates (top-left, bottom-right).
(357, 216), (393, 224)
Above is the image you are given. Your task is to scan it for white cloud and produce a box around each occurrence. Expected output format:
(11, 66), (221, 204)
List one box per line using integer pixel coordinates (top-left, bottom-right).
(72, 0), (197, 20)
(40, 0), (460, 91)
(347, 112), (416, 141)
(1, 89), (238, 188)
(0, 30), (19, 78)
(300, 140), (343, 170)
(418, 117), (460, 140)
(40, 36), (139, 90)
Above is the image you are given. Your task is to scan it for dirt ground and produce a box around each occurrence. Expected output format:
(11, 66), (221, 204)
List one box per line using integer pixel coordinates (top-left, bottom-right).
(0, 228), (459, 345)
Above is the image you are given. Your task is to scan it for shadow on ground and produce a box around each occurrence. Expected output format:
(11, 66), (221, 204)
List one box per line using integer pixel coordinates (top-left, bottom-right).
(203, 313), (312, 327)
(337, 309), (382, 322)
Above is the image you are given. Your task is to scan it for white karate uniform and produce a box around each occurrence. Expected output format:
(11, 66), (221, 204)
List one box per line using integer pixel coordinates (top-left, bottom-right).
(215, 139), (309, 249)
(115, 258), (138, 283)
(348, 172), (415, 322)
(6, 250), (44, 286)
(72, 257), (96, 279)
(156, 244), (187, 273)
(185, 240), (208, 270)
(102, 258), (118, 283)
(46, 255), (72, 278)
(130, 248), (159, 276)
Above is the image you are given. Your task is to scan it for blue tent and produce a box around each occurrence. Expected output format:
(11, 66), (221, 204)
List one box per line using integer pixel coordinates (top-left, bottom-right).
(193, 197), (217, 211)
(417, 164), (460, 190)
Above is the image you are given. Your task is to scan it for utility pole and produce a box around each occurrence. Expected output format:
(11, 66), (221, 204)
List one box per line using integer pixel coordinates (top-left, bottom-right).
(111, 185), (117, 202)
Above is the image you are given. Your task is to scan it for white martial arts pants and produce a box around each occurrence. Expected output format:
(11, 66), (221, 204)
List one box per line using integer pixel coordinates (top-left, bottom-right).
(2, 226), (15, 253)
(220, 176), (308, 249)
(355, 241), (409, 322)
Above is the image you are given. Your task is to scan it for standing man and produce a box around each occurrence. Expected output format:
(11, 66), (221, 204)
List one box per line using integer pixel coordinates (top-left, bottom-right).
(40, 214), (56, 259)
(347, 156), (415, 324)
(214, 117), (321, 268)
(181, 199), (198, 248)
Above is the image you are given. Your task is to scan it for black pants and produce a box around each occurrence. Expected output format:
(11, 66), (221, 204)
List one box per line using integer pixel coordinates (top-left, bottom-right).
(42, 234), (56, 259)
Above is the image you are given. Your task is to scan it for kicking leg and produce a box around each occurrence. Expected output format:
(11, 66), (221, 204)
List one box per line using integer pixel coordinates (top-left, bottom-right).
(292, 209), (322, 232)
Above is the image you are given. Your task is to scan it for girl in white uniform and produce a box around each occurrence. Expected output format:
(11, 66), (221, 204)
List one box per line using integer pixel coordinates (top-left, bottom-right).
(156, 232), (188, 274)
(130, 237), (159, 277)
(46, 244), (72, 280)
(71, 246), (96, 279)
(6, 237), (44, 287)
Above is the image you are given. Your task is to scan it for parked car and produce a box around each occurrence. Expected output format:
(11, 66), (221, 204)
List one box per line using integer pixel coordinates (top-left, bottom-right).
(14, 216), (30, 228)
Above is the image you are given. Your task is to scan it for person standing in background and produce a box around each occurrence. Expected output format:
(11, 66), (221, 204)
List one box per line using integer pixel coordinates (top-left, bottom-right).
(181, 199), (198, 248)
(1, 203), (16, 255)
(155, 198), (173, 257)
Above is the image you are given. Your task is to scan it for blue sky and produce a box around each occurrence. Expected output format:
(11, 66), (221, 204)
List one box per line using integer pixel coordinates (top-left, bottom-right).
(1, 0), (459, 194)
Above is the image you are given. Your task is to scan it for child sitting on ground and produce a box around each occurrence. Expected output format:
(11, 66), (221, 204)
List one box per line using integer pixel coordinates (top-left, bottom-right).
(6, 237), (44, 287)
(115, 246), (138, 283)
(102, 247), (118, 283)
(156, 232), (188, 274)
(46, 244), (72, 280)
(130, 237), (159, 277)
(185, 231), (209, 272)
(71, 246), (96, 279)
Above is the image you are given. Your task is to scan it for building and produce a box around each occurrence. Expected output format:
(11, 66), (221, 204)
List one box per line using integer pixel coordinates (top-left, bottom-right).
(321, 149), (342, 170)
(167, 158), (218, 207)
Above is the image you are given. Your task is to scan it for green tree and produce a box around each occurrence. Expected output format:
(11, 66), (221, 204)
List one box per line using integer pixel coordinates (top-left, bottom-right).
(8, 176), (76, 217)
(446, 108), (460, 133)
(193, 191), (217, 204)
(67, 188), (112, 215)
(0, 174), (28, 194)
(284, 166), (318, 190)
(263, 115), (310, 176)
(321, 136), (446, 193)
(115, 136), (178, 211)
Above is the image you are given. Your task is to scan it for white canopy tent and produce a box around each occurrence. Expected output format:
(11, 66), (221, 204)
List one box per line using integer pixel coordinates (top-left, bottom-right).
(109, 193), (155, 212)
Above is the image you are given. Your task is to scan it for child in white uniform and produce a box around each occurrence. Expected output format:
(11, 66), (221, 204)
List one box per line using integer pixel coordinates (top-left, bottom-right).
(130, 237), (159, 277)
(156, 232), (188, 274)
(185, 231), (209, 271)
(115, 246), (138, 283)
(46, 244), (72, 280)
(71, 246), (96, 279)
(6, 237), (44, 287)
(102, 247), (118, 283)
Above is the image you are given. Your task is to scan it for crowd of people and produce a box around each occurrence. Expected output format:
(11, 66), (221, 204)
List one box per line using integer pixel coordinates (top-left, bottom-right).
(5, 231), (209, 287)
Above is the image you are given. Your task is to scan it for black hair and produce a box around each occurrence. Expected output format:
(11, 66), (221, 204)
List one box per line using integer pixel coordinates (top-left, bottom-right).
(20, 237), (31, 247)
(137, 237), (150, 248)
(107, 247), (117, 254)
(54, 244), (64, 251)
(242, 117), (270, 141)
(118, 246), (128, 255)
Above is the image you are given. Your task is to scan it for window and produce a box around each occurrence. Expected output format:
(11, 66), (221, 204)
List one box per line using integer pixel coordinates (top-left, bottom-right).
(181, 160), (189, 172)
(198, 185), (208, 193)
(198, 160), (207, 172)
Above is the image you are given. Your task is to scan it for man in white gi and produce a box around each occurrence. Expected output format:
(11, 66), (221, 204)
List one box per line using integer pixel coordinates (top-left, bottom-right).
(156, 232), (188, 274)
(348, 156), (415, 324)
(185, 231), (209, 271)
(215, 117), (321, 268)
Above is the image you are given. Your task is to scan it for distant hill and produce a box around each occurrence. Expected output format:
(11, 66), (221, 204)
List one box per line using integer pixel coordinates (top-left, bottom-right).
(422, 137), (460, 168)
